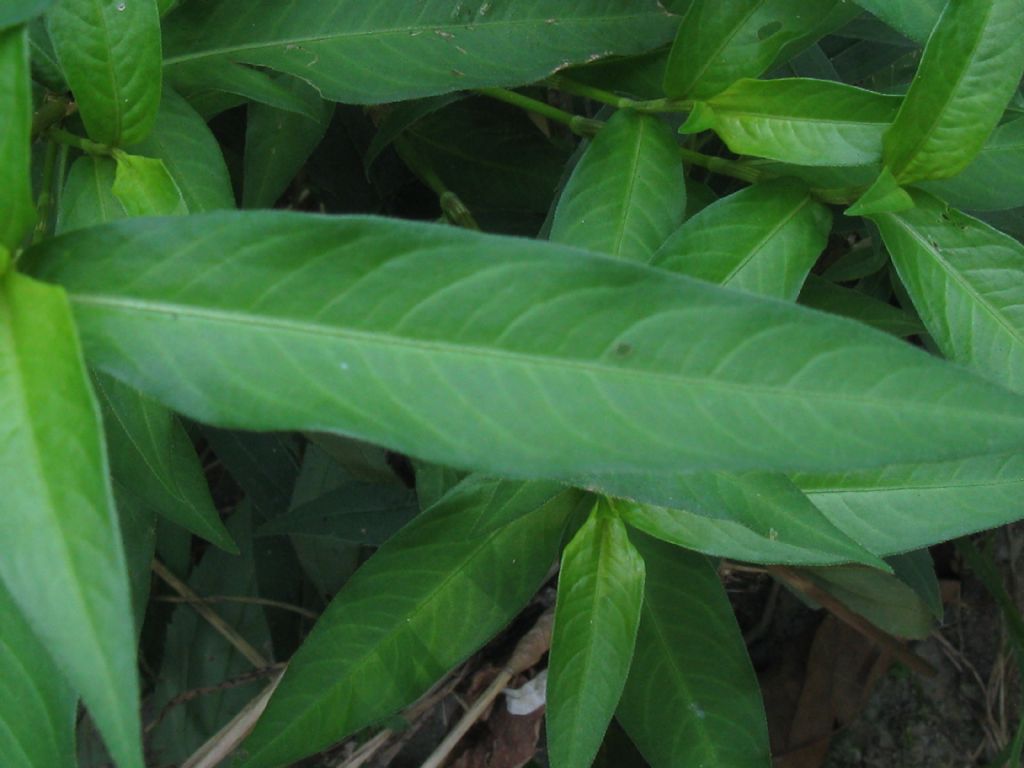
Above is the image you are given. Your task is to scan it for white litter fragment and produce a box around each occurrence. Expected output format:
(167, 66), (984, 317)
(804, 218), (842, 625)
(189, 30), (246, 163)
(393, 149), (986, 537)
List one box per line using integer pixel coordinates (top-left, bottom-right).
(503, 669), (548, 716)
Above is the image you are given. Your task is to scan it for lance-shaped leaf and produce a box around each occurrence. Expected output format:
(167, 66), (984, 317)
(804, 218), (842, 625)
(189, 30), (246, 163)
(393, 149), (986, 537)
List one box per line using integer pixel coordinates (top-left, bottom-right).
(883, 0), (1024, 184)
(799, 275), (924, 338)
(851, 0), (944, 44)
(0, 26), (33, 250)
(46, 0), (161, 145)
(796, 453), (1024, 555)
(874, 191), (1024, 393)
(0, 581), (76, 768)
(57, 156), (126, 234)
(0, 272), (143, 768)
(111, 152), (188, 217)
(239, 478), (579, 768)
(679, 78), (901, 167)
(25, 212), (1024, 480)
(95, 372), (237, 553)
(163, 1), (679, 105)
(617, 534), (770, 767)
(590, 471), (885, 567)
(548, 501), (645, 768)
(922, 117), (1024, 212)
(663, 0), (858, 99)
(550, 109), (684, 261)
(653, 178), (830, 300)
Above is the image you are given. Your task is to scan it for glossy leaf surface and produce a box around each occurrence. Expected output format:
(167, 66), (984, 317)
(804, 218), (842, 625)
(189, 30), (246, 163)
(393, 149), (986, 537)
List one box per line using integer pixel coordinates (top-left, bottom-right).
(46, 0), (162, 145)
(551, 109), (684, 261)
(26, 212), (1024, 480)
(875, 192), (1024, 393)
(0, 26), (33, 250)
(240, 478), (578, 767)
(163, 1), (679, 104)
(883, 0), (1024, 184)
(548, 502), (645, 768)
(0, 581), (76, 768)
(663, 0), (857, 99)
(617, 534), (770, 767)
(0, 272), (142, 768)
(94, 372), (236, 552)
(681, 78), (900, 167)
(653, 178), (830, 300)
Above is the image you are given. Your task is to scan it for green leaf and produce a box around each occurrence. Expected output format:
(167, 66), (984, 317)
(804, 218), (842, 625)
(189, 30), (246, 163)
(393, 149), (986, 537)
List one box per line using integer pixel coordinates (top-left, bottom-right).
(888, 549), (943, 620)
(110, 482), (156, 637)
(243, 76), (333, 209)
(256, 481), (418, 545)
(26, 212), (1024, 480)
(0, 580), (76, 768)
(874, 191), (1024, 393)
(601, 471), (886, 567)
(0, 26), (34, 250)
(166, 59), (322, 121)
(799, 275), (924, 338)
(883, 0), (1024, 184)
(46, 0), (162, 145)
(239, 478), (579, 768)
(111, 152), (189, 217)
(800, 563), (937, 639)
(851, 0), (944, 43)
(130, 87), (236, 212)
(0, 272), (143, 768)
(57, 156), (126, 234)
(617, 533), (770, 768)
(796, 453), (1024, 555)
(663, 0), (858, 99)
(150, 506), (271, 766)
(653, 178), (830, 300)
(95, 372), (237, 553)
(365, 94), (465, 171)
(551, 109), (684, 261)
(162, 1), (679, 104)
(0, 0), (53, 29)
(845, 165), (914, 217)
(680, 78), (901, 167)
(548, 501), (645, 768)
(921, 117), (1024, 211)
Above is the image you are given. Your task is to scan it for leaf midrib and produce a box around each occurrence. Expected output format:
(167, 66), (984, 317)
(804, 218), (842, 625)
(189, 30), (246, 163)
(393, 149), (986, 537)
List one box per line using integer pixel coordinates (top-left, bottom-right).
(68, 291), (1009, 419)
(163, 12), (666, 66)
(721, 195), (813, 288)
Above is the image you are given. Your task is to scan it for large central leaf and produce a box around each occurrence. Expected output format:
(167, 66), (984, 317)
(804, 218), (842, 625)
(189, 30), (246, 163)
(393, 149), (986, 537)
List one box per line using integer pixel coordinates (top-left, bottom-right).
(161, 0), (679, 104)
(25, 212), (1024, 482)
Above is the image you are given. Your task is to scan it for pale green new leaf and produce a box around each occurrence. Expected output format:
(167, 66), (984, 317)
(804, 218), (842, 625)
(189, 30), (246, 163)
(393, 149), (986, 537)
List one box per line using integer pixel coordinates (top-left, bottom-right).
(0, 26), (33, 250)
(663, 0), (858, 99)
(550, 109), (685, 261)
(57, 156), (126, 234)
(653, 178), (831, 300)
(46, 0), (162, 145)
(26, 213), (1024, 480)
(94, 372), (237, 553)
(131, 88), (236, 212)
(0, 272), (143, 768)
(0, 581), (76, 768)
(163, 1), (679, 105)
(874, 191), (1024, 393)
(111, 152), (188, 217)
(883, 0), (1024, 184)
(680, 78), (901, 167)
(796, 453), (1024, 555)
(239, 478), (579, 768)
(599, 471), (885, 567)
(548, 501), (645, 768)
(851, 0), (944, 43)
(617, 534), (770, 768)
(922, 117), (1024, 211)
(244, 77), (334, 209)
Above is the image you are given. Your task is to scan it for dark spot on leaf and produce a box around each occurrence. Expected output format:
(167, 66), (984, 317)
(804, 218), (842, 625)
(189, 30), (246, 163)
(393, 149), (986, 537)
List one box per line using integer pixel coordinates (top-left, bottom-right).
(615, 342), (634, 357)
(757, 21), (783, 40)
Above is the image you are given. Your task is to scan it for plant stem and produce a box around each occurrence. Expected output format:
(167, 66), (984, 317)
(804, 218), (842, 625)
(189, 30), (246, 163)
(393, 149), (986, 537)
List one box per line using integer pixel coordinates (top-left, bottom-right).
(31, 96), (71, 141)
(679, 146), (764, 184)
(153, 594), (319, 620)
(393, 136), (480, 230)
(31, 139), (58, 245)
(475, 86), (602, 137)
(548, 75), (693, 113)
(47, 127), (110, 156)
